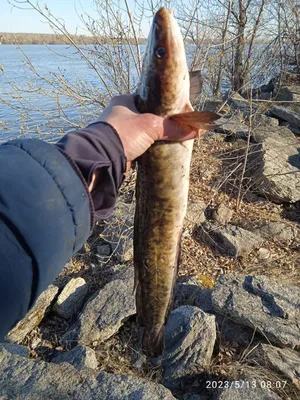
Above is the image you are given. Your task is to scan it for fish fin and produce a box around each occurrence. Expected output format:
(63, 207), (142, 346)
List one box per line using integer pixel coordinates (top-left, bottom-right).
(142, 326), (165, 358)
(169, 111), (220, 131)
(189, 70), (203, 101)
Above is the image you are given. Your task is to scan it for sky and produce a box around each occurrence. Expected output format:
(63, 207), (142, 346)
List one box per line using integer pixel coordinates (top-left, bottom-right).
(0, 0), (151, 35)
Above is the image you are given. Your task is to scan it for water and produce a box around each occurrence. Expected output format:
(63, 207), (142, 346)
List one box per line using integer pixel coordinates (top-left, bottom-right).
(0, 45), (109, 142)
(0, 43), (277, 143)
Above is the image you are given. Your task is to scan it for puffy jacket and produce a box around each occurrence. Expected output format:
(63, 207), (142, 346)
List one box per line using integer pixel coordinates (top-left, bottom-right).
(0, 122), (126, 339)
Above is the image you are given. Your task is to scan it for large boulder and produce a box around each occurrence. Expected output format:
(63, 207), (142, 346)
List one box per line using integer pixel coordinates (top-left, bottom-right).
(247, 126), (300, 203)
(7, 285), (59, 344)
(198, 222), (263, 257)
(162, 306), (216, 388)
(248, 343), (300, 384)
(52, 345), (98, 370)
(212, 275), (300, 349)
(270, 105), (300, 128)
(0, 345), (175, 399)
(61, 267), (135, 347)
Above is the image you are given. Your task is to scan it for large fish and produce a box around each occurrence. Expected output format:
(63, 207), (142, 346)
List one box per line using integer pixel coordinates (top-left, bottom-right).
(134, 8), (219, 357)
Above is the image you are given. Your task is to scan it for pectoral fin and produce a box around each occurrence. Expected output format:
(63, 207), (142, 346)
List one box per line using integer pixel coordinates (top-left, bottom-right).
(169, 111), (220, 131)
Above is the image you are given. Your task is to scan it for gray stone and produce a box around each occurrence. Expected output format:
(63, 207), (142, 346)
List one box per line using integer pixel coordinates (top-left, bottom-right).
(0, 343), (28, 357)
(247, 127), (300, 203)
(270, 105), (300, 127)
(199, 222), (263, 257)
(215, 316), (258, 347)
(183, 395), (202, 400)
(100, 200), (134, 263)
(249, 343), (300, 384)
(275, 85), (300, 102)
(162, 306), (216, 388)
(212, 274), (300, 349)
(52, 345), (98, 370)
(212, 203), (233, 225)
(62, 267), (135, 347)
(53, 278), (88, 320)
(215, 114), (249, 140)
(254, 221), (298, 244)
(0, 346), (174, 399)
(217, 375), (281, 399)
(96, 244), (111, 256)
(200, 99), (224, 113)
(174, 284), (213, 313)
(257, 248), (271, 260)
(185, 200), (206, 225)
(228, 93), (255, 112)
(7, 285), (59, 344)
(280, 121), (300, 136)
(253, 114), (279, 128)
(177, 275), (203, 286)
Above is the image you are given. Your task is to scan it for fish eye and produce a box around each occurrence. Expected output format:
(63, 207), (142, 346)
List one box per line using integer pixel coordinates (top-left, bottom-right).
(155, 47), (165, 59)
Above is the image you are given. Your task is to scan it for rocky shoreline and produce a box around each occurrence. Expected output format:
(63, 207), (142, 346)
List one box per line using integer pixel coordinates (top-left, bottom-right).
(1, 74), (299, 399)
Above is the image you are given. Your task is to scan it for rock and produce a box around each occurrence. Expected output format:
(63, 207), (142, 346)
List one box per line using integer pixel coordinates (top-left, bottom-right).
(275, 85), (300, 102)
(96, 244), (111, 256)
(183, 395), (202, 400)
(212, 203), (233, 225)
(215, 114), (249, 140)
(270, 105), (300, 127)
(100, 200), (134, 263)
(185, 200), (206, 225)
(162, 306), (216, 388)
(215, 316), (258, 347)
(257, 248), (270, 260)
(254, 221), (298, 244)
(280, 121), (300, 136)
(0, 343), (28, 357)
(251, 125), (295, 143)
(252, 114), (279, 128)
(52, 345), (98, 370)
(0, 345), (175, 399)
(199, 222), (263, 257)
(62, 267), (135, 347)
(216, 375), (281, 399)
(249, 343), (300, 384)
(177, 275), (203, 286)
(7, 285), (59, 344)
(53, 278), (88, 320)
(247, 127), (300, 203)
(174, 284), (213, 313)
(212, 274), (300, 349)
(227, 93), (255, 112)
(200, 99), (224, 113)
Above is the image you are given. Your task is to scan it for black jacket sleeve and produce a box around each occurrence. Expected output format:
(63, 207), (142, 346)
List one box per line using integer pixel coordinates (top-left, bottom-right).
(0, 122), (126, 340)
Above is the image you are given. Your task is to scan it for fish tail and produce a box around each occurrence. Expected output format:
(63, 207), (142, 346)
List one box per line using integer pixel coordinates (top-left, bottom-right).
(142, 325), (165, 358)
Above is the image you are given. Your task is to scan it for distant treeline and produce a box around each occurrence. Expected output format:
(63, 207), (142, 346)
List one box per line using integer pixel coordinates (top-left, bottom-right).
(0, 32), (148, 45)
(0, 32), (269, 46)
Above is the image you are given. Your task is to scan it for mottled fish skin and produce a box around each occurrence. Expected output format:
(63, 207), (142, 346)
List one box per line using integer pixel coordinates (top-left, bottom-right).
(134, 8), (211, 357)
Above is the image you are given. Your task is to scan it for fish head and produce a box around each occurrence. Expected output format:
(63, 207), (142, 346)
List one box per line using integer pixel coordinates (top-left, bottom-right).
(136, 8), (190, 116)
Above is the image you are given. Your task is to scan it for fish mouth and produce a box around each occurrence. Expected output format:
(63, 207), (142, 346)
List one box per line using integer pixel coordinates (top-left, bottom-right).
(154, 7), (174, 28)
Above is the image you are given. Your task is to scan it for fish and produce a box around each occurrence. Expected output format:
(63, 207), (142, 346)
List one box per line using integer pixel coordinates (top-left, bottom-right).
(134, 7), (219, 358)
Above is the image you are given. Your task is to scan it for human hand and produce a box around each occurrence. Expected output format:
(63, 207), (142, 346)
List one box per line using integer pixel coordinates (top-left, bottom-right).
(98, 94), (206, 168)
